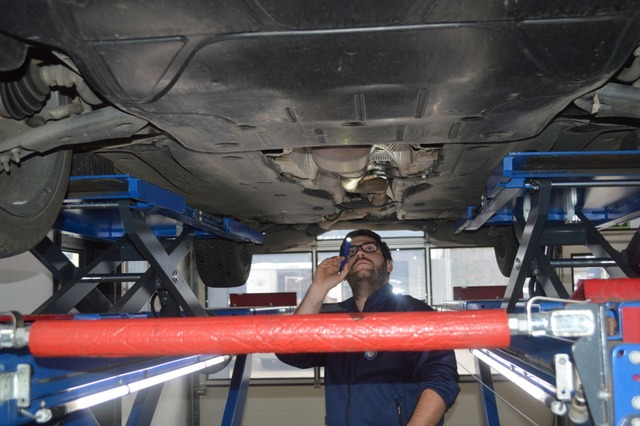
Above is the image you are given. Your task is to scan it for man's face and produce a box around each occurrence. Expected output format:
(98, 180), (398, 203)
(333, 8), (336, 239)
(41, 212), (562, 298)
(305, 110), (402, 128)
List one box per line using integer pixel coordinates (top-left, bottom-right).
(344, 236), (393, 293)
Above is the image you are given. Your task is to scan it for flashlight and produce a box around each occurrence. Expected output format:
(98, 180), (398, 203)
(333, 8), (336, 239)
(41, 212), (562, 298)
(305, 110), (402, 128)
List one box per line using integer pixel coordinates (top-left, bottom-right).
(339, 237), (351, 273)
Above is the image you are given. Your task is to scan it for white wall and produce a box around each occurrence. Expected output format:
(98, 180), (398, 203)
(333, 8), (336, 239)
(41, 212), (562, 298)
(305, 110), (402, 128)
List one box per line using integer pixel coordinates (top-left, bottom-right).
(0, 251), (53, 313)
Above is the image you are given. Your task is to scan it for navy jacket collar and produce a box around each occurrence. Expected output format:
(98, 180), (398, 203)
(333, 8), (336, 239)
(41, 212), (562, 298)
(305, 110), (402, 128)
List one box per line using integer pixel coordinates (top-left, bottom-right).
(338, 283), (394, 312)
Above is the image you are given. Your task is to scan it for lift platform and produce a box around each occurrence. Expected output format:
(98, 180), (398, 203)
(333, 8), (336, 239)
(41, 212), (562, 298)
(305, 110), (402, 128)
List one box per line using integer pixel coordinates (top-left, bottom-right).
(0, 307), (294, 426)
(457, 151), (640, 312)
(3, 154), (640, 425)
(445, 284), (640, 426)
(33, 174), (263, 316)
(453, 150), (640, 425)
(2, 290), (638, 425)
(0, 174), (267, 425)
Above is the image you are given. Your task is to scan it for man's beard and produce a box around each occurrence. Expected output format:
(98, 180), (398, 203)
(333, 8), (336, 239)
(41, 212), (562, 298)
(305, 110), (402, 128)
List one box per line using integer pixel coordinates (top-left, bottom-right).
(346, 259), (389, 299)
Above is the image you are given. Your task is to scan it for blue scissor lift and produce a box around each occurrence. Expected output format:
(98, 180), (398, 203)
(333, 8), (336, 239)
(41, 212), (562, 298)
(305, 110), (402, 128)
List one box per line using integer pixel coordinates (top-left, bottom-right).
(3, 153), (640, 425)
(452, 151), (640, 425)
(0, 174), (271, 425)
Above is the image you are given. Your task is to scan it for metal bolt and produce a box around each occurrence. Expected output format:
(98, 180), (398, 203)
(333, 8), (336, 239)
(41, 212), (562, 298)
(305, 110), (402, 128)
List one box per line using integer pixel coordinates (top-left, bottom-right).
(597, 390), (611, 400)
(10, 148), (21, 164)
(172, 270), (179, 283)
(19, 409), (36, 420)
(1, 156), (10, 173)
(515, 258), (521, 271)
(633, 396), (640, 410)
(34, 408), (52, 423)
(550, 401), (567, 416)
(18, 407), (52, 424)
(630, 351), (640, 365)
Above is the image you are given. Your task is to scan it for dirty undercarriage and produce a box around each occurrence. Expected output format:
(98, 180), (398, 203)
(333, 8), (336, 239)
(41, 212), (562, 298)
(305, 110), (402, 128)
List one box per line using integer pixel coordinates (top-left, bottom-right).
(1, 0), (640, 263)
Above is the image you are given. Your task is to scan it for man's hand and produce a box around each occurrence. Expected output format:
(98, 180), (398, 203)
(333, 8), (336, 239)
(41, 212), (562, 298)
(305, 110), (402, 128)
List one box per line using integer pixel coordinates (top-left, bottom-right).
(294, 256), (350, 314)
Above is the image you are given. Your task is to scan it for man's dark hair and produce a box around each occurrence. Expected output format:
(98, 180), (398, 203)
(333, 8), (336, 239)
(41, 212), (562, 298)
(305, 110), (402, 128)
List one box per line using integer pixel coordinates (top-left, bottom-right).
(339, 229), (392, 262)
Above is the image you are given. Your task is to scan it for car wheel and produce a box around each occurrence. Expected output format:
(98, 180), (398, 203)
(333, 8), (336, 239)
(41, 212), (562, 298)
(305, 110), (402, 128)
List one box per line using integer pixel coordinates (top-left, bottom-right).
(0, 149), (72, 258)
(493, 226), (519, 277)
(194, 238), (253, 288)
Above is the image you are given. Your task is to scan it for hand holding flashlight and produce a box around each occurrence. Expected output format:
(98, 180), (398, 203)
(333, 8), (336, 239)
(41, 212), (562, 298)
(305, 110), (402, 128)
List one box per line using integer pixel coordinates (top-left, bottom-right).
(339, 237), (351, 273)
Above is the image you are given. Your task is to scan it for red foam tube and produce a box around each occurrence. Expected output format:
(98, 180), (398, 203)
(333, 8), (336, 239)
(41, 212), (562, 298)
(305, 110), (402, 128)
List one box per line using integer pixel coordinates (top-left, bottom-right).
(28, 310), (510, 358)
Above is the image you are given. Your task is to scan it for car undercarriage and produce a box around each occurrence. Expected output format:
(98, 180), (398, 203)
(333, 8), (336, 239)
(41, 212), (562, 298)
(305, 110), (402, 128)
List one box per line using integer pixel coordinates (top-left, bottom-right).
(1, 0), (640, 266)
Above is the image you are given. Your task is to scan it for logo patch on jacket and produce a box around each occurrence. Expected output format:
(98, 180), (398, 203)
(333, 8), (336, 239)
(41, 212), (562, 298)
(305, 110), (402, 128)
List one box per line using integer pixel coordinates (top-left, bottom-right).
(364, 351), (377, 360)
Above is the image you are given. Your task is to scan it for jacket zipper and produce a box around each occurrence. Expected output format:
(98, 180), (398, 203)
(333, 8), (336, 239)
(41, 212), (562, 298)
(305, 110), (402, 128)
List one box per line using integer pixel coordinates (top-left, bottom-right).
(396, 399), (403, 426)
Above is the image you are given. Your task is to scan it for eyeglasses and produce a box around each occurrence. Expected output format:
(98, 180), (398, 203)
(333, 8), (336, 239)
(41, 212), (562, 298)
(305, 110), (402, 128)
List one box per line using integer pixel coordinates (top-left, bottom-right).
(347, 241), (379, 257)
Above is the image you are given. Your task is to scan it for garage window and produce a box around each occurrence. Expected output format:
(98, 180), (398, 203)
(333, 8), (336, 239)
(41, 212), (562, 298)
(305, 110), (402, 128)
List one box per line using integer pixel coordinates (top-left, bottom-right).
(430, 247), (509, 306)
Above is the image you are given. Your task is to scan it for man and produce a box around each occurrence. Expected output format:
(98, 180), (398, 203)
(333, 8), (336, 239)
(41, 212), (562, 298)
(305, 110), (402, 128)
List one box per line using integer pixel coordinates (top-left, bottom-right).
(277, 230), (459, 426)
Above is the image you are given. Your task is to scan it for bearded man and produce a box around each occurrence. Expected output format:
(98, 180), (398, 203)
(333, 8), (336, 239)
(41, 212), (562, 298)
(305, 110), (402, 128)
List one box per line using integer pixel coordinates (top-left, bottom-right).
(276, 229), (460, 426)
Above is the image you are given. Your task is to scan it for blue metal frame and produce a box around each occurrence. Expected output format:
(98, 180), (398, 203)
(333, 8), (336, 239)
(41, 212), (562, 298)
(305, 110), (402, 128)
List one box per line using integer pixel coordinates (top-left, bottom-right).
(0, 349), (228, 426)
(451, 151), (640, 423)
(32, 173), (268, 315)
(458, 300), (640, 425)
(458, 151), (640, 232)
(442, 300), (564, 312)
(55, 174), (263, 244)
(611, 342), (640, 425)
(221, 354), (253, 426)
(0, 175), (275, 424)
(460, 154), (638, 311)
(0, 307), (292, 425)
(125, 385), (164, 426)
(475, 356), (501, 426)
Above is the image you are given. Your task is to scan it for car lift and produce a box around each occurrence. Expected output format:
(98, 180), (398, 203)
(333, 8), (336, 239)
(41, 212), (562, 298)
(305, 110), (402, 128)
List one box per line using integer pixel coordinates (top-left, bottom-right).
(0, 174), (268, 425)
(36, 174), (263, 316)
(2, 153), (640, 426)
(453, 151), (640, 425)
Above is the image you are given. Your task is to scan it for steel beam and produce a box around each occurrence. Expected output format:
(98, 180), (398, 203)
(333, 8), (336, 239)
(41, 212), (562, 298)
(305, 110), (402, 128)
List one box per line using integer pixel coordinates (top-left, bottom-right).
(475, 356), (501, 426)
(502, 180), (552, 312)
(221, 355), (252, 426)
(110, 230), (193, 314)
(30, 236), (124, 314)
(118, 201), (207, 317)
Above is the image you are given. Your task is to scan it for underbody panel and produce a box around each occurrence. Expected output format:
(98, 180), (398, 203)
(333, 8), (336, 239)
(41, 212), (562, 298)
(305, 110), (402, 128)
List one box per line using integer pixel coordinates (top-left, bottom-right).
(1, 0), (640, 249)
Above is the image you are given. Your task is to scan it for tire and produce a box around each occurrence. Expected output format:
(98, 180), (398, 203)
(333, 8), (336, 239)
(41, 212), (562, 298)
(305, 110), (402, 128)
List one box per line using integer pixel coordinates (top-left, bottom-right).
(493, 226), (519, 277)
(0, 149), (72, 257)
(194, 238), (253, 287)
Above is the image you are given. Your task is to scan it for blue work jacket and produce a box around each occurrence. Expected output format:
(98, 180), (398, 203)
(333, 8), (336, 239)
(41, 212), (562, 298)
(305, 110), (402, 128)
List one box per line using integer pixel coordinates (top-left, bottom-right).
(277, 284), (460, 426)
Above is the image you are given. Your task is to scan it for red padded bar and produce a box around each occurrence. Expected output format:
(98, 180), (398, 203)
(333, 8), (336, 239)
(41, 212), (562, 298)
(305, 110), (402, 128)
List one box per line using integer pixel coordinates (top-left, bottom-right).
(621, 306), (640, 343)
(571, 278), (640, 302)
(28, 310), (510, 358)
